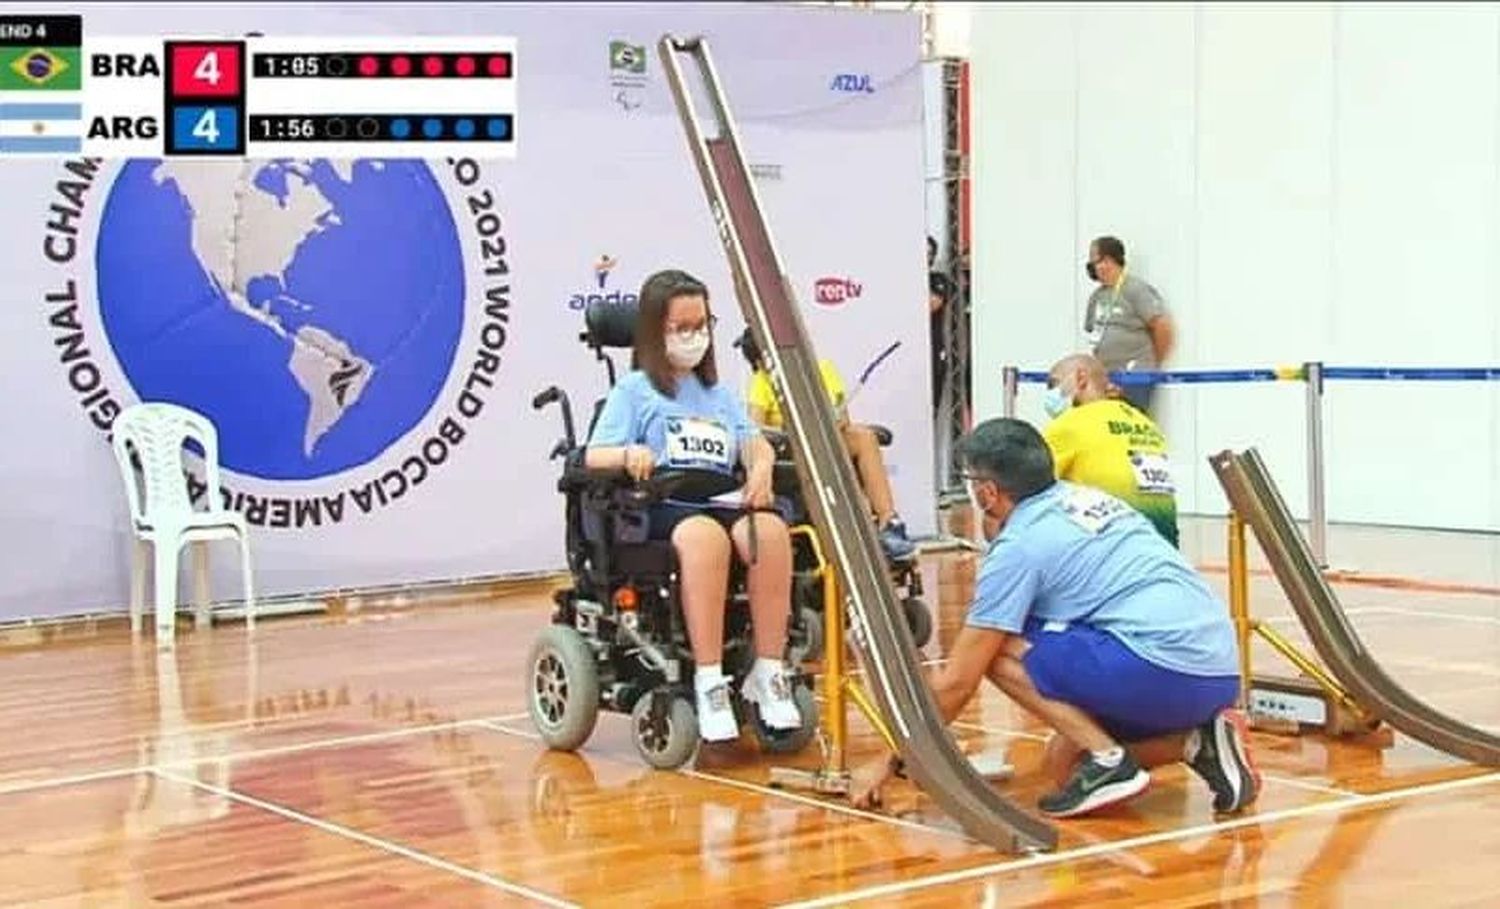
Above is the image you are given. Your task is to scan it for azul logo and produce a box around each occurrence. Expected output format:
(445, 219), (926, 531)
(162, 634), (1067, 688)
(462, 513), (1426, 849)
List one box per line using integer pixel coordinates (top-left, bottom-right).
(568, 254), (637, 310)
(829, 73), (874, 94)
(34, 155), (513, 529)
(609, 38), (648, 112)
(813, 276), (863, 306)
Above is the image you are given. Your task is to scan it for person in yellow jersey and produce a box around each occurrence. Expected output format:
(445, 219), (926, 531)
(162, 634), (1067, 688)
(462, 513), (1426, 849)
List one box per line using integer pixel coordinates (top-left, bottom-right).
(735, 328), (915, 561)
(1042, 353), (1179, 547)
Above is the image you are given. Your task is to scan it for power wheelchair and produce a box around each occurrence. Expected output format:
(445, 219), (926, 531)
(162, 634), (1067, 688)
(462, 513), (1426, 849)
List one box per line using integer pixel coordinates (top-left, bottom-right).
(526, 302), (931, 770)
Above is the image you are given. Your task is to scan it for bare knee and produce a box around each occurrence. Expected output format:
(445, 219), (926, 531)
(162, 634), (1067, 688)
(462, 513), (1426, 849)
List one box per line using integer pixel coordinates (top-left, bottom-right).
(732, 512), (791, 561)
(990, 654), (1031, 691)
(672, 516), (732, 569)
(845, 424), (877, 454)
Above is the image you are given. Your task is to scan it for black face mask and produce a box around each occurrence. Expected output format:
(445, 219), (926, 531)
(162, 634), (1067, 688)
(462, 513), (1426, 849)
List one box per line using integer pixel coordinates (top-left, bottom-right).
(1085, 261), (1099, 281)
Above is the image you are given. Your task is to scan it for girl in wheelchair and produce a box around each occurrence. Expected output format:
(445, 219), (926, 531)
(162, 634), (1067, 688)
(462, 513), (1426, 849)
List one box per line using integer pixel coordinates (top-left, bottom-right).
(584, 269), (803, 742)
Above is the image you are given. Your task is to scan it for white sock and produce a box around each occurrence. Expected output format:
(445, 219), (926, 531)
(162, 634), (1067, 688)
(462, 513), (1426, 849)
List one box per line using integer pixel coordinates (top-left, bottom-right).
(1092, 746), (1125, 768)
(753, 657), (784, 681)
(696, 664), (725, 690)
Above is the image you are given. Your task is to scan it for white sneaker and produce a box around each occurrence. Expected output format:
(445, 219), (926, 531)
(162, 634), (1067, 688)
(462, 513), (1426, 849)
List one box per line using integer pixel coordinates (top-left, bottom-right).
(742, 663), (802, 730)
(695, 681), (739, 742)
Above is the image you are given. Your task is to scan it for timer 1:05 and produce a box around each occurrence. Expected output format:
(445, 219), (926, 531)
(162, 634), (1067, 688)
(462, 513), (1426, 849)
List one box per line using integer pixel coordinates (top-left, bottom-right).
(252, 53), (323, 78)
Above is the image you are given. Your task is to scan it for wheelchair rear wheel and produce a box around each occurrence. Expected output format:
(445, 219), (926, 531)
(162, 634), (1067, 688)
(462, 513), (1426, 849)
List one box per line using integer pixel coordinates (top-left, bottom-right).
(787, 606), (824, 666)
(749, 682), (818, 755)
(527, 624), (601, 752)
(903, 597), (933, 649)
(631, 688), (700, 770)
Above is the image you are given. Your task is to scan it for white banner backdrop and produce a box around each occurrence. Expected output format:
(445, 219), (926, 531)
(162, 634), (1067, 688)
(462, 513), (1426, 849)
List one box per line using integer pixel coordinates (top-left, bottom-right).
(0, 2), (932, 619)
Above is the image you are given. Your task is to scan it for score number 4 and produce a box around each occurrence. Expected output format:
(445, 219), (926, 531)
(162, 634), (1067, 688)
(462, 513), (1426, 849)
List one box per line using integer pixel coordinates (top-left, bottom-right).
(171, 105), (240, 152)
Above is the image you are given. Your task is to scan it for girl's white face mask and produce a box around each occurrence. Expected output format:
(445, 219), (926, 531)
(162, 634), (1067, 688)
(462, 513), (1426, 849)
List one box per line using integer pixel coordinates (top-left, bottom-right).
(666, 330), (710, 370)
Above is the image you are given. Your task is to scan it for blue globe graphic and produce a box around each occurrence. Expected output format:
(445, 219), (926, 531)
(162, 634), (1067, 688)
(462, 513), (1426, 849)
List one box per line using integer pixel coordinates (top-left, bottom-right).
(96, 159), (464, 481)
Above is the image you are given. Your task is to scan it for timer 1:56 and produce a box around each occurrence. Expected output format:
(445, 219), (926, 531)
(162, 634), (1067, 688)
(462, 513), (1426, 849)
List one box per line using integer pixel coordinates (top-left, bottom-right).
(256, 117), (318, 139)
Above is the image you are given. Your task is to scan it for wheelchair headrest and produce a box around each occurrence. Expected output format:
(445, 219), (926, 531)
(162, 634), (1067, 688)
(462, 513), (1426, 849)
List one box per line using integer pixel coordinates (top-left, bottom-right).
(584, 301), (639, 349)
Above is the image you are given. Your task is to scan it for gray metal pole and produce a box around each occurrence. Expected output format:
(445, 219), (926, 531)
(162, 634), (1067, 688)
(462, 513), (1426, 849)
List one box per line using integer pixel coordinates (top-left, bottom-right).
(1305, 360), (1328, 568)
(1002, 366), (1019, 418)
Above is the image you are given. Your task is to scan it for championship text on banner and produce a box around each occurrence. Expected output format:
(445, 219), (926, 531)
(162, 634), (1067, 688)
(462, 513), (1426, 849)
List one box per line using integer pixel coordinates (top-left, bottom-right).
(0, 2), (930, 620)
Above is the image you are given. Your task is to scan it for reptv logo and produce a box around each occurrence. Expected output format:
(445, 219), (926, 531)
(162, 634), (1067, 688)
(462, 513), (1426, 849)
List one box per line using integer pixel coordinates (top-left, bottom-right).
(814, 276), (862, 306)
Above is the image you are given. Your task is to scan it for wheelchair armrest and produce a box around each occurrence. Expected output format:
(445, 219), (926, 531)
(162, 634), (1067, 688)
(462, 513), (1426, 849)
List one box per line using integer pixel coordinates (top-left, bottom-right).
(559, 455), (742, 507)
(772, 460), (801, 497)
(867, 424), (893, 447)
(762, 428), (793, 460)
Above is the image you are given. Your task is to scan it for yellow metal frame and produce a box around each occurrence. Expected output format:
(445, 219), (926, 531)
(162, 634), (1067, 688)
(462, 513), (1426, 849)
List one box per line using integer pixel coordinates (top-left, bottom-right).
(1227, 511), (1375, 726)
(772, 526), (897, 794)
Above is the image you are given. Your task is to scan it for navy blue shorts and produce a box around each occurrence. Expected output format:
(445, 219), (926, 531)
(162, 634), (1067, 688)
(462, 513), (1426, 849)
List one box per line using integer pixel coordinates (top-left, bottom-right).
(1020, 619), (1238, 743)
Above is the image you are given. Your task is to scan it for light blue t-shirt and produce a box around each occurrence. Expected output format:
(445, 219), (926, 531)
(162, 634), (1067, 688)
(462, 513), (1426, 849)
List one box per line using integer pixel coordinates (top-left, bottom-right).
(969, 481), (1238, 678)
(589, 370), (755, 478)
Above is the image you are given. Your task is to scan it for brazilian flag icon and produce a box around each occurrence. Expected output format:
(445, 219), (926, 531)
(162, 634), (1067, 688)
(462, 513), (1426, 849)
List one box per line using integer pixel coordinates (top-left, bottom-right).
(609, 41), (646, 76)
(1, 47), (82, 91)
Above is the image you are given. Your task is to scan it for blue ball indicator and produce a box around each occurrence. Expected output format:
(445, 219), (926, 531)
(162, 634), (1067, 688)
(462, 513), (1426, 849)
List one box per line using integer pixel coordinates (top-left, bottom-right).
(389, 118), (411, 139)
(485, 117), (509, 140)
(454, 118), (475, 139)
(422, 118), (443, 139)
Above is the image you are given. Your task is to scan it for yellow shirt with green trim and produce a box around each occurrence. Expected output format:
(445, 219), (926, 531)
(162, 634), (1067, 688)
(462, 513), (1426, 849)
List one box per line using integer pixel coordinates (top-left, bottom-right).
(746, 360), (846, 429)
(1042, 399), (1180, 547)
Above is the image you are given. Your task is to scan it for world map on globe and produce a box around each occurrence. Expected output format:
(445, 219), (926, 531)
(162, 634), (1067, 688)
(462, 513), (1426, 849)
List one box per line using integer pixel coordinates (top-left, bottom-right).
(95, 158), (465, 482)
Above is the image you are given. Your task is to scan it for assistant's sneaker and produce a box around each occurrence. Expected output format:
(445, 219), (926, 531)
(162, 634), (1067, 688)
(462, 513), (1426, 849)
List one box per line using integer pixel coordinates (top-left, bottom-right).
(879, 516), (917, 562)
(741, 661), (802, 730)
(695, 680), (740, 742)
(1185, 708), (1262, 813)
(1038, 752), (1151, 818)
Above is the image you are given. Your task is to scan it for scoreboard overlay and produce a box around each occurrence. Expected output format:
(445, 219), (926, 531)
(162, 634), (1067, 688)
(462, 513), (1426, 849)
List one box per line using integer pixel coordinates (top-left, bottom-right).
(0, 15), (517, 158)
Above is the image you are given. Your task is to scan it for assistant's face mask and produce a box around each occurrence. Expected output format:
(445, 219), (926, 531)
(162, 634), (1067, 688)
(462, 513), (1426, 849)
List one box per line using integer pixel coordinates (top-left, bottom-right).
(966, 479), (1002, 541)
(666, 330), (711, 370)
(1043, 383), (1074, 419)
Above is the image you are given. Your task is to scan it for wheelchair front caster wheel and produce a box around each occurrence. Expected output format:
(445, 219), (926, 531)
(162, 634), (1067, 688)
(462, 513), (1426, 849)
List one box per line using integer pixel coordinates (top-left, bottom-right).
(750, 682), (818, 755)
(631, 688), (700, 770)
(903, 597), (933, 649)
(527, 625), (601, 751)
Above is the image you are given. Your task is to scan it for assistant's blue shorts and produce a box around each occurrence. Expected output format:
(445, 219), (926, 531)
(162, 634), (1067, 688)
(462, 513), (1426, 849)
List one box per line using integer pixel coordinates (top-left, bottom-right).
(1020, 619), (1238, 743)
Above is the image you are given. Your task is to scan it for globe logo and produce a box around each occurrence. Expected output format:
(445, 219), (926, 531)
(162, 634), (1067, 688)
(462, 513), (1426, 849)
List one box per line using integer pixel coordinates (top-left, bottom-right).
(95, 158), (465, 482)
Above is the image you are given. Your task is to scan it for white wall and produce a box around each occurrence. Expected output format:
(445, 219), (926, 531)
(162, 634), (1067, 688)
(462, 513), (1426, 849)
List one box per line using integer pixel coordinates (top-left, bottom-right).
(971, 2), (1500, 537)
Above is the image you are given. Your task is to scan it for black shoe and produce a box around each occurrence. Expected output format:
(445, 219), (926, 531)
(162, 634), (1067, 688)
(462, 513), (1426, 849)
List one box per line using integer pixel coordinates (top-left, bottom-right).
(1038, 751), (1150, 818)
(1185, 708), (1261, 813)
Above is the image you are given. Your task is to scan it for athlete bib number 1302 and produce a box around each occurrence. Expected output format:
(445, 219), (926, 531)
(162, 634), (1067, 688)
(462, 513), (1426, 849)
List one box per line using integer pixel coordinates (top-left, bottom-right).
(1129, 451), (1176, 495)
(665, 418), (731, 470)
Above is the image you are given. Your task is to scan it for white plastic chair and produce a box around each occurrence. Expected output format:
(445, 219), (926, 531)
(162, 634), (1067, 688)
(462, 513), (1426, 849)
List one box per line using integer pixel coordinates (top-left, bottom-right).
(111, 402), (255, 639)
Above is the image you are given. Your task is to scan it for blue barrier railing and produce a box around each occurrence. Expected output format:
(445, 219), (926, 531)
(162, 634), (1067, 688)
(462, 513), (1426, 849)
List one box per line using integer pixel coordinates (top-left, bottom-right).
(1014, 366), (1500, 385)
(1000, 361), (1500, 567)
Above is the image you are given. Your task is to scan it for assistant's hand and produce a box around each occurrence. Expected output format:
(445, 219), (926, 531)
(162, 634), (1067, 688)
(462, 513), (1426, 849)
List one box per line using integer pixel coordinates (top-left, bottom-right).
(742, 460), (774, 509)
(849, 755), (900, 809)
(622, 445), (655, 482)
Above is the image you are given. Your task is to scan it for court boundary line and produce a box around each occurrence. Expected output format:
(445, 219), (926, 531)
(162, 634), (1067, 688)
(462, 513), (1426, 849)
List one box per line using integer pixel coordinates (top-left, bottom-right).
(154, 766), (579, 908)
(476, 719), (974, 842)
(0, 710), (532, 800)
(1357, 606), (1500, 627)
(774, 769), (1500, 908)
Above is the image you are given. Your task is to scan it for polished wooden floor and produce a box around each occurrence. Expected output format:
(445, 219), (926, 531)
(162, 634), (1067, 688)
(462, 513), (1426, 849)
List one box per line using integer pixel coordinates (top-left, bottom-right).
(1, 516), (1497, 907)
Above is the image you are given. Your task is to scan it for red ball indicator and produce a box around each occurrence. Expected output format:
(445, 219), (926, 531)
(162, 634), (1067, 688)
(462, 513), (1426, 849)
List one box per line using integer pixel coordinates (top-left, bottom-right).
(357, 55), (378, 76)
(455, 56), (476, 76)
(487, 55), (509, 77)
(390, 55), (412, 76)
(423, 55), (444, 76)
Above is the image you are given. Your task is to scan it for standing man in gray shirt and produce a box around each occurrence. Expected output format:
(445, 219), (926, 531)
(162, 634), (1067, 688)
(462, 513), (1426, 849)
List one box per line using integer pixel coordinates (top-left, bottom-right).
(1083, 236), (1175, 416)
